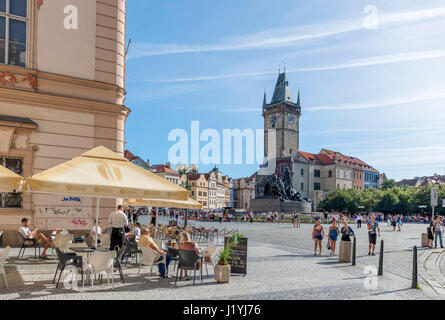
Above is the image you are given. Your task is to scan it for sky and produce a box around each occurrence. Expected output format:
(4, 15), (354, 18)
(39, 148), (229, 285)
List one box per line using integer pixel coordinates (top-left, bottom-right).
(124, 0), (445, 181)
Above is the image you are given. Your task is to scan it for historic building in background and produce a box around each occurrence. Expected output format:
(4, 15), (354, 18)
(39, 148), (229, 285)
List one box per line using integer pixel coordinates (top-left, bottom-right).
(188, 173), (208, 209)
(396, 174), (445, 187)
(233, 174), (256, 210)
(124, 150), (152, 171)
(0, 0), (128, 244)
(251, 71), (380, 210)
(262, 71), (301, 159)
(152, 162), (179, 185)
(205, 172), (217, 210)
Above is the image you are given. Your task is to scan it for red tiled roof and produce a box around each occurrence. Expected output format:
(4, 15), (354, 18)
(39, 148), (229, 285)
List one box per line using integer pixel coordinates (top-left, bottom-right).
(124, 150), (137, 161)
(153, 164), (178, 174)
(320, 148), (377, 171)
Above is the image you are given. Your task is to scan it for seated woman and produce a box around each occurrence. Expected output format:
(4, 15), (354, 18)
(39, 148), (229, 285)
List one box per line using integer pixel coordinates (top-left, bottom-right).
(178, 231), (201, 280)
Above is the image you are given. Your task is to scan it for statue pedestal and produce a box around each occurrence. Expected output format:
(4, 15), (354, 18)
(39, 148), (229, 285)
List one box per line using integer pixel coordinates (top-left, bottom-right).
(250, 198), (312, 213)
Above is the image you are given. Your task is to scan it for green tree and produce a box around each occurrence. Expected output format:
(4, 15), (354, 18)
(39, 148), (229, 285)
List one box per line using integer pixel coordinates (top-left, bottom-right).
(381, 179), (396, 190)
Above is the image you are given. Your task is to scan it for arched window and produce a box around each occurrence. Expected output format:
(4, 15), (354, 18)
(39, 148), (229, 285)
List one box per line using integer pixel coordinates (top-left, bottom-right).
(329, 170), (332, 178)
(301, 182), (304, 191)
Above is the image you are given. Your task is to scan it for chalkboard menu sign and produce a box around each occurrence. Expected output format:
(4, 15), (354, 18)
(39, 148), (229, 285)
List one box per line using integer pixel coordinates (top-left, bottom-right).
(224, 237), (248, 275)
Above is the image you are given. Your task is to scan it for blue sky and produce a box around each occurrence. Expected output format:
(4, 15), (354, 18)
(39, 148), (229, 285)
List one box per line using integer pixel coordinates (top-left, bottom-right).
(124, 0), (445, 181)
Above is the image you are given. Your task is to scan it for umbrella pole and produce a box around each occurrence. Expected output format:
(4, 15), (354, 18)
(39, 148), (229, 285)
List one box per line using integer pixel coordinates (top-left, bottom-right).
(95, 197), (100, 248)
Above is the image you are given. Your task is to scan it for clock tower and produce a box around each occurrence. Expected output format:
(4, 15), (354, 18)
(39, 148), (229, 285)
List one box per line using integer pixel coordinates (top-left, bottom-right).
(262, 71), (301, 159)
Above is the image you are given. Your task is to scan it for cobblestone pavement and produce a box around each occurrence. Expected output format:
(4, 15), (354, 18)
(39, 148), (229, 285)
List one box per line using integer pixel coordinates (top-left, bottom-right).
(0, 217), (442, 300)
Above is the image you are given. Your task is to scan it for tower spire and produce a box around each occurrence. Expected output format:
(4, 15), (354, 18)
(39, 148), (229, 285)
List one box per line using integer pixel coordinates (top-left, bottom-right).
(263, 90), (267, 106)
(297, 88), (301, 107)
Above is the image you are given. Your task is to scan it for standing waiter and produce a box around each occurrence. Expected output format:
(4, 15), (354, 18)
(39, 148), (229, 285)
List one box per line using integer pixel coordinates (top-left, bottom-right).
(108, 205), (128, 251)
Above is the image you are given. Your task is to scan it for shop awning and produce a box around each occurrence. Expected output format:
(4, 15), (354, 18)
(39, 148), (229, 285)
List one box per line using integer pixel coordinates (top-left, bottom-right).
(0, 164), (22, 192)
(23, 146), (189, 200)
(125, 197), (203, 210)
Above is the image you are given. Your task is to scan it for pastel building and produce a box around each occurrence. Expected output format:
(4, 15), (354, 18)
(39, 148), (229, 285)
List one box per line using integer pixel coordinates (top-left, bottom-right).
(0, 0), (128, 245)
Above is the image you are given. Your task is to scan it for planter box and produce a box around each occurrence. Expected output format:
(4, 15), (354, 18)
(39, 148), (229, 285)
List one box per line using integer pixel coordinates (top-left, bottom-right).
(214, 264), (231, 283)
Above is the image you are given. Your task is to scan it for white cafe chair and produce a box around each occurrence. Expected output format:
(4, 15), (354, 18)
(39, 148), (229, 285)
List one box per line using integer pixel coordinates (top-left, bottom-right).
(138, 246), (167, 278)
(0, 246), (11, 289)
(83, 250), (116, 291)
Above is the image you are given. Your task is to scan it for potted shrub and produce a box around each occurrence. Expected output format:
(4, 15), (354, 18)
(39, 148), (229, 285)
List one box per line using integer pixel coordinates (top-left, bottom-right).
(214, 238), (234, 283)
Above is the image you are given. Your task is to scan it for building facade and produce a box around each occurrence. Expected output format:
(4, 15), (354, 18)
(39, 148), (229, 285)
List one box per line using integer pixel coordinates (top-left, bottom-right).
(188, 174), (208, 209)
(124, 150), (152, 171)
(292, 149), (378, 204)
(152, 163), (179, 185)
(0, 0), (128, 244)
(205, 172), (217, 210)
(233, 174), (256, 211)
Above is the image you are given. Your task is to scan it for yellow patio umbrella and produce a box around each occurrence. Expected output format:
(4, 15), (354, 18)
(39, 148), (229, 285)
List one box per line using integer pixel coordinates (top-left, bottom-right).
(0, 164), (22, 192)
(23, 146), (189, 246)
(124, 197), (203, 210)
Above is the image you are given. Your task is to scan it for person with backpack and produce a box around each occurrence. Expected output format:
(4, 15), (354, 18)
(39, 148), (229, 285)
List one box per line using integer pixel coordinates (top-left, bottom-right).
(367, 214), (380, 256)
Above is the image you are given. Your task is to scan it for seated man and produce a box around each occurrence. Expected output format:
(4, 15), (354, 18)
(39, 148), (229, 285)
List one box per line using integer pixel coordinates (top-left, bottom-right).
(128, 223), (141, 242)
(19, 218), (55, 259)
(138, 227), (170, 278)
(87, 219), (103, 248)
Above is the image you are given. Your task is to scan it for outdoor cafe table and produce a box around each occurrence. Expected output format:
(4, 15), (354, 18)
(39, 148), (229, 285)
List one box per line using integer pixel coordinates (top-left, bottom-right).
(68, 247), (109, 262)
(68, 247), (110, 284)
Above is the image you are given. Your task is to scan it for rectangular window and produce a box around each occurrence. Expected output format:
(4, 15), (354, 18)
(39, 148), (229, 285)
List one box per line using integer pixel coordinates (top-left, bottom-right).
(0, 0), (28, 67)
(314, 183), (321, 190)
(314, 170), (320, 178)
(301, 168), (304, 176)
(0, 156), (23, 208)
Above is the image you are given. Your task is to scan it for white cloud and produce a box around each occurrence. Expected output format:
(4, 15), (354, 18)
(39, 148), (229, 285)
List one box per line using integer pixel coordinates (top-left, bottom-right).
(147, 49), (445, 83)
(306, 88), (445, 111)
(306, 126), (445, 134)
(130, 6), (445, 59)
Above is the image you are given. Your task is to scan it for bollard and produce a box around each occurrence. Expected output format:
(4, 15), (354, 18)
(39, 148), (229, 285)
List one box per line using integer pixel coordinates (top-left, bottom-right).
(412, 245), (418, 289)
(352, 236), (356, 266)
(378, 239), (384, 276)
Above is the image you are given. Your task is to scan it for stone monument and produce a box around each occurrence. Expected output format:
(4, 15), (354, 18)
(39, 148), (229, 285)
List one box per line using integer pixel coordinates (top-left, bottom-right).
(250, 167), (313, 213)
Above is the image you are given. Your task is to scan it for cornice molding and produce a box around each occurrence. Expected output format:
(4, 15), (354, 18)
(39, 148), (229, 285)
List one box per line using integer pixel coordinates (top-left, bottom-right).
(0, 87), (130, 117)
(0, 64), (126, 94)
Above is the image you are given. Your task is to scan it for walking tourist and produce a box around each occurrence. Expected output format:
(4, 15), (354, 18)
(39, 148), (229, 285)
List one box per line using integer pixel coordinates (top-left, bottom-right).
(391, 215), (397, 231)
(138, 227), (170, 278)
(328, 219), (339, 255)
(292, 213), (296, 228)
(434, 216), (444, 248)
(108, 205), (128, 251)
(151, 209), (157, 226)
(427, 221), (434, 248)
(357, 214), (362, 228)
(367, 214), (380, 256)
(19, 218), (55, 259)
(178, 231), (201, 280)
(312, 218), (324, 256)
(296, 213), (301, 228)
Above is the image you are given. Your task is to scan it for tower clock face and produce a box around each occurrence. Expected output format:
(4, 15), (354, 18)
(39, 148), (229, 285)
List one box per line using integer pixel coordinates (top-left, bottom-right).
(288, 115), (295, 124)
(270, 115), (277, 125)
